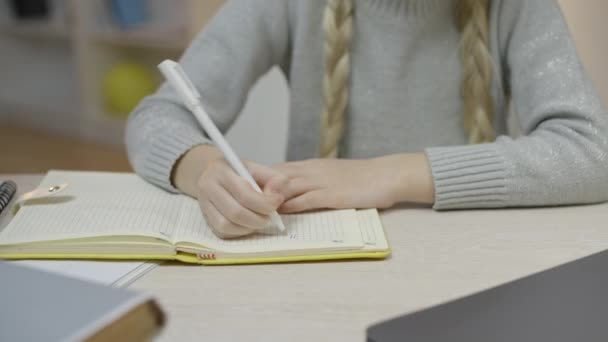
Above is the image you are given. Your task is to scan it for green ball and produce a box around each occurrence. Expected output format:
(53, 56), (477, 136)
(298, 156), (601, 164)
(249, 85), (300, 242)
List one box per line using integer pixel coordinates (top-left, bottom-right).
(102, 63), (157, 117)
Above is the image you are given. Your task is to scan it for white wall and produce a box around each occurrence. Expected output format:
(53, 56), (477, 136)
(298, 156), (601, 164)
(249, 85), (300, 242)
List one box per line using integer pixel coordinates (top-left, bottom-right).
(559, 0), (608, 105)
(225, 67), (289, 165)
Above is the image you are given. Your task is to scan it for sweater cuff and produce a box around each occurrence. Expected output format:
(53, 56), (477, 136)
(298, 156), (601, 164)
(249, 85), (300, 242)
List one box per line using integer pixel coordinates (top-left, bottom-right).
(425, 144), (509, 210)
(142, 130), (209, 193)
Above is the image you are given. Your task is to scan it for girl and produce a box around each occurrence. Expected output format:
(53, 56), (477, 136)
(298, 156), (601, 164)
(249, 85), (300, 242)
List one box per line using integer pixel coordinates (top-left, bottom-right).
(127, 0), (608, 239)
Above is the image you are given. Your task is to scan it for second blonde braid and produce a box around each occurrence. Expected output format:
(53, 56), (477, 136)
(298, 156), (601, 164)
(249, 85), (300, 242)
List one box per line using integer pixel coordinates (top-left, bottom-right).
(320, 0), (354, 158)
(319, 0), (495, 153)
(456, 0), (496, 144)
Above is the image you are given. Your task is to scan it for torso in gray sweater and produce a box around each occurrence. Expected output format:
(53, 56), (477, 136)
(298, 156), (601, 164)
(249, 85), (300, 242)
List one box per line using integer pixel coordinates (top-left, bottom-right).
(126, 0), (608, 209)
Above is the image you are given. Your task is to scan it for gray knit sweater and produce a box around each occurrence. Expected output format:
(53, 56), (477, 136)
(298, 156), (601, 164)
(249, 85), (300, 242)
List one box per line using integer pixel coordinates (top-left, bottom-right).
(126, 0), (608, 210)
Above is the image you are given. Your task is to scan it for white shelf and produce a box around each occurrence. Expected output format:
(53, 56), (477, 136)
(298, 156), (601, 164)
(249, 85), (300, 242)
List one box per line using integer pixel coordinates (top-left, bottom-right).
(89, 28), (189, 51)
(0, 21), (69, 40)
(0, 0), (224, 145)
(83, 112), (128, 147)
(1, 100), (81, 139)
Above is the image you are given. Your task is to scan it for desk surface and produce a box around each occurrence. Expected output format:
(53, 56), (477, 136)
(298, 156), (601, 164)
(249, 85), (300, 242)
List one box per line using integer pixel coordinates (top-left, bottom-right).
(2, 174), (608, 342)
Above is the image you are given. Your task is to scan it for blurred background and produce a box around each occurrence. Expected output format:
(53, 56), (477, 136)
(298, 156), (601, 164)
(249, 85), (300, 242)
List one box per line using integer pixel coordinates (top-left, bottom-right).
(0, 0), (606, 174)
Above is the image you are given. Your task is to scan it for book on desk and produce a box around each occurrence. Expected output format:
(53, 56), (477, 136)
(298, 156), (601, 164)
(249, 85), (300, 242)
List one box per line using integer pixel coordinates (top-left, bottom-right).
(0, 261), (164, 341)
(0, 170), (390, 265)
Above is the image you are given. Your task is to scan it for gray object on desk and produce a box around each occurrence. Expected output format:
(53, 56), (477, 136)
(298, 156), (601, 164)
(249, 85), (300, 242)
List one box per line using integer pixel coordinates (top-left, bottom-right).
(367, 249), (608, 342)
(0, 261), (164, 341)
(0, 180), (17, 215)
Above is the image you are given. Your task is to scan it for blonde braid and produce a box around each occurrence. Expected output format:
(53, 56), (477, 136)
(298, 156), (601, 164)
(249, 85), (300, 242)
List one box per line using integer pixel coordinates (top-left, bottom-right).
(320, 0), (353, 158)
(457, 0), (496, 144)
(319, 0), (494, 150)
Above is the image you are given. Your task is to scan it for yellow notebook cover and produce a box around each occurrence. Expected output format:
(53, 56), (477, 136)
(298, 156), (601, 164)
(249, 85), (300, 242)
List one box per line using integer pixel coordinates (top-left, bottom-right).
(0, 171), (391, 265)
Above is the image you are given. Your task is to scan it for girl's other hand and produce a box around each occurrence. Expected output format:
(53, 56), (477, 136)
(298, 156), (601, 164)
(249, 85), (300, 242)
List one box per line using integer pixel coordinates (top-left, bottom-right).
(273, 154), (434, 214)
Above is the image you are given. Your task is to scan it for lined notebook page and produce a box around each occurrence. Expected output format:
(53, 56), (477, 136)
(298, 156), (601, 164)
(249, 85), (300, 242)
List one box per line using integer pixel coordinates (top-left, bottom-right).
(0, 171), (186, 245)
(173, 198), (364, 253)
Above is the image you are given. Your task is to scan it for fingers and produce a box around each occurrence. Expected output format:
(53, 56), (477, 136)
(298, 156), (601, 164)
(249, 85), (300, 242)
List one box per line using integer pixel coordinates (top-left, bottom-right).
(246, 161), (274, 184)
(198, 160), (286, 239)
(247, 161), (291, 204)
(263, 173), (289, 197)
(247, 162), (288, 191)
(207, 181), (271, 230)
(219, 170), (283, 215)
(279, 190), (333, 214)
(272, 161), (327, 201)
(281, 177), (318, 201)
(272, 160), (312, 178)
(199, 197), (255, 239)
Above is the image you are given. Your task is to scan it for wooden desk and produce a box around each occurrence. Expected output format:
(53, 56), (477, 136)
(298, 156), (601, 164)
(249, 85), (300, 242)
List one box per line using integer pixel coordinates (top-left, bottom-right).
(2, 174), (608, 342)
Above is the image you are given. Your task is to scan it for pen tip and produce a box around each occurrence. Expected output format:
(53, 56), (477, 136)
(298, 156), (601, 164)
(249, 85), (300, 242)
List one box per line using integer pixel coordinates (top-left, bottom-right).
(272, 212), (286, 232)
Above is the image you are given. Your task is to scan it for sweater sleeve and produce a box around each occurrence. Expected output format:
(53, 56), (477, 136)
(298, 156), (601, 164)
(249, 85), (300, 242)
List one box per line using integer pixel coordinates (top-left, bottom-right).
(425, 0), (608, 210)
(125, 0), (290, 192)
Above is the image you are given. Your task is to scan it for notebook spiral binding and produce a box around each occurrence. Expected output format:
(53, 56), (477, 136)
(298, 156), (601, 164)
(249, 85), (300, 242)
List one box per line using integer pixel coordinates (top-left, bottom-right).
(0, 181), (17, 213)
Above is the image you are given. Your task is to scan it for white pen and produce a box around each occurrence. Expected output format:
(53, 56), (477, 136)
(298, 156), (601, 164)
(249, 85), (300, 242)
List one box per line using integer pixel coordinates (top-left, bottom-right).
(158, 60), (286, 232)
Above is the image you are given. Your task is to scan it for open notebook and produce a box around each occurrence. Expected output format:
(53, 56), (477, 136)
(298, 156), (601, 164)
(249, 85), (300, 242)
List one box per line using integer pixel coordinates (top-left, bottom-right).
(0, 171), (390, 265)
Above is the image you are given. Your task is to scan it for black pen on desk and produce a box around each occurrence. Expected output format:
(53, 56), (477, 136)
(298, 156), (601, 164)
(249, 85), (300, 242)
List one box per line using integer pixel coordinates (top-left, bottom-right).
(0, 180), (17, 215)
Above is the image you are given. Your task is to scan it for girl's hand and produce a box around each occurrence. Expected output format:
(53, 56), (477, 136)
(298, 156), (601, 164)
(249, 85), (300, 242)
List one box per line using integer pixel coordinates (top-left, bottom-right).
(273, 153), (435, 213)
(173, 145), (287, 239)
(197, 160), (286, 238)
